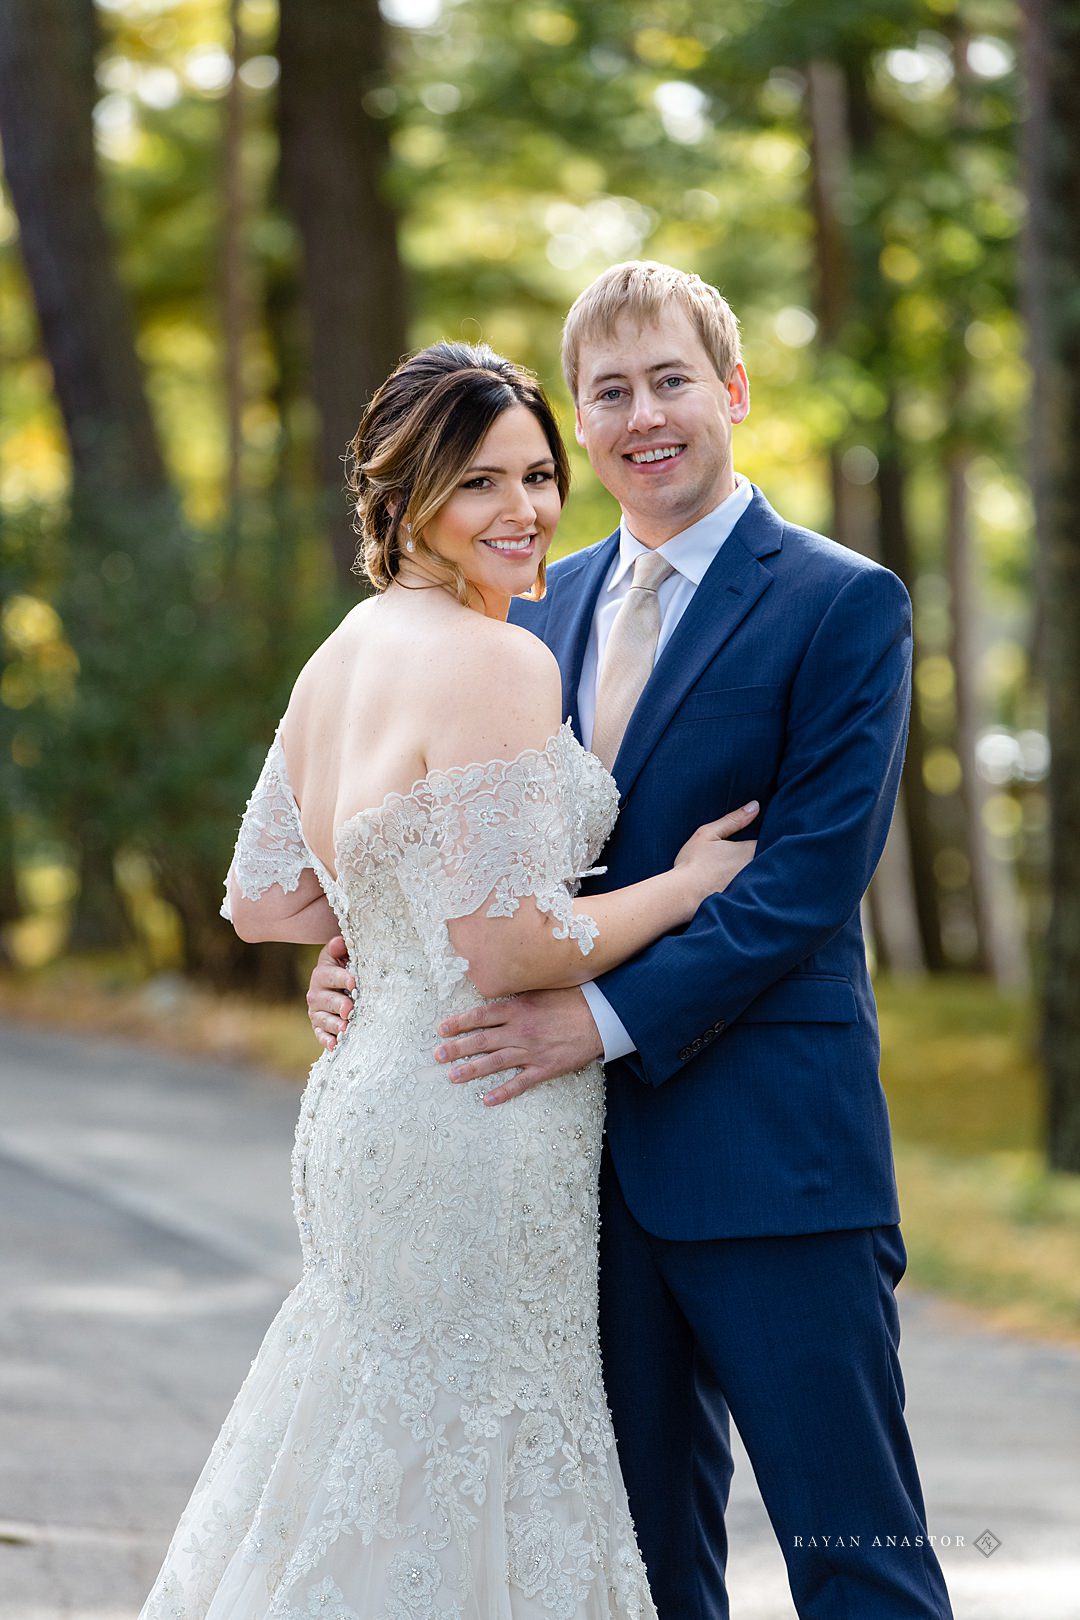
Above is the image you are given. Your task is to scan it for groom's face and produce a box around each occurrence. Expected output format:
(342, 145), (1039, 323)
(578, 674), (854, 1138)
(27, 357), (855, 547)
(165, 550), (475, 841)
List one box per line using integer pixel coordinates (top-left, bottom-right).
(573, 305), (749, 545)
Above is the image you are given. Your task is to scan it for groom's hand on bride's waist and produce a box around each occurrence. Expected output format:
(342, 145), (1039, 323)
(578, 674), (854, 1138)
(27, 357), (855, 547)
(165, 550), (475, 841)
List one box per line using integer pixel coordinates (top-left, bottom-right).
(434, 989), (604, 1107)
(305, 945), (604, 1105)
(306, 936), (355, 1050)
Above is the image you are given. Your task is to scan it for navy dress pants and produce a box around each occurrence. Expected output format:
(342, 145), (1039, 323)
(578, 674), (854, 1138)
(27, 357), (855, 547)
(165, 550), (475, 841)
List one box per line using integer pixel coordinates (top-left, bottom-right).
(597, 1146), (952, 1619)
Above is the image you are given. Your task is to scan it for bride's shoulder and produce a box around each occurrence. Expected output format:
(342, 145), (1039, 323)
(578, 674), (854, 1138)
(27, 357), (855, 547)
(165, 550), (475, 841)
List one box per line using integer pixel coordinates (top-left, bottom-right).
(449, 617), (561, 712)
(423, 618), (564, 774)
(468, 614), (560, 677)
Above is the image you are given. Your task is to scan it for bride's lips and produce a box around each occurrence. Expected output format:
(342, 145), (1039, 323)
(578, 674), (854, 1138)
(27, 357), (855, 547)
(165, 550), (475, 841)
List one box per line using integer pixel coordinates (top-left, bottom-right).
(479, 533), (537, 556)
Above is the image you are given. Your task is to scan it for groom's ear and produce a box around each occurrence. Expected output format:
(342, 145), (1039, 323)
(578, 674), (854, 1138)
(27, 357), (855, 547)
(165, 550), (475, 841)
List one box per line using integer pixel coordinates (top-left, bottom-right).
(727, 363), (750, 424)
(574, 406), (587, 448)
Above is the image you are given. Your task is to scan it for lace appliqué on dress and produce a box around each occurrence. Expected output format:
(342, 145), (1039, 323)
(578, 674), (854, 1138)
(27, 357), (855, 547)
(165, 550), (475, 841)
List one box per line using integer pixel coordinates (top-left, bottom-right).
(220, 728), (314, 922)
(349, 723), (619, 1000)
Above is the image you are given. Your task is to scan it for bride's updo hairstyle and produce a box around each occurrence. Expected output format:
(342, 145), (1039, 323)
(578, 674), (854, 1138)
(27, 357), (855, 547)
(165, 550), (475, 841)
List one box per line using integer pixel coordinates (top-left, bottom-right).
(348, 341), (571, 604)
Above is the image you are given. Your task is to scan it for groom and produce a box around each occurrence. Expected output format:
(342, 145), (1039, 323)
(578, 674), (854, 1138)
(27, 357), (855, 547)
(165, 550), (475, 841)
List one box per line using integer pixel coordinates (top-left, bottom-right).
(307, 261), (952, 1619)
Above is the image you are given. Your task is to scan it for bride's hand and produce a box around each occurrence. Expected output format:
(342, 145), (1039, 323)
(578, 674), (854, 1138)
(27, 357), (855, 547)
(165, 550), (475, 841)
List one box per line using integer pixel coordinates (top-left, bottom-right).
(673, 801), (759, 903)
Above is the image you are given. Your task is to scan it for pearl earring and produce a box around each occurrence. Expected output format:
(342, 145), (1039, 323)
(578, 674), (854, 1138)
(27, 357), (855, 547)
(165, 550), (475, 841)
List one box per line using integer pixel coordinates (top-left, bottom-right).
(404, 522), (415, 554)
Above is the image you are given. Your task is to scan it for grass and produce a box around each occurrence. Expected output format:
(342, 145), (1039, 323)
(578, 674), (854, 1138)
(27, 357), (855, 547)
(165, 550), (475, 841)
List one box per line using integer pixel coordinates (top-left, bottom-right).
(892, 1141), (1080, 1341)
(1, 960), (1077, 1343)
(876, 975), (1041, 1157)
(876, 974), (1080, 1343)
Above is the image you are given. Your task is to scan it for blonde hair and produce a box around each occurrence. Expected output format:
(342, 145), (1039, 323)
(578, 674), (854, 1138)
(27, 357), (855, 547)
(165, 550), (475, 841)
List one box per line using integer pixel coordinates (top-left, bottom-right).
(347, 342), (570, 605)
(561, 260), (742, 401)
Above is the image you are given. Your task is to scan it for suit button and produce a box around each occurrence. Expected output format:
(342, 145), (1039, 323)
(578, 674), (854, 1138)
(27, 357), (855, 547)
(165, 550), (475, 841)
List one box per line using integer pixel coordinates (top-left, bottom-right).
(678, 1046), (691, 1062)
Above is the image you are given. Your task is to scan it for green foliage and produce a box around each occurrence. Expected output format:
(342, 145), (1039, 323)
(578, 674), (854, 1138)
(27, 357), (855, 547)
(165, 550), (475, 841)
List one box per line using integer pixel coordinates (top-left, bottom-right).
(2, 492), (338, 975)
(0, 0), (1037, 984)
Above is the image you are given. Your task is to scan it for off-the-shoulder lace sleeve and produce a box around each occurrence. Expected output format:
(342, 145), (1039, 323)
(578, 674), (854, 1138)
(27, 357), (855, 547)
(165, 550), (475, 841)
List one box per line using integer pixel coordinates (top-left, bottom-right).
(221, 727), (314, 922)
(385, 724), (618, 997)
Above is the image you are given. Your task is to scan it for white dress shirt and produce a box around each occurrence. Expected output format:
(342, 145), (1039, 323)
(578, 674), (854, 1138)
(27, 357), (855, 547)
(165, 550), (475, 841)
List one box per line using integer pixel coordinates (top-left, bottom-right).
(578, 475), (754, 1062)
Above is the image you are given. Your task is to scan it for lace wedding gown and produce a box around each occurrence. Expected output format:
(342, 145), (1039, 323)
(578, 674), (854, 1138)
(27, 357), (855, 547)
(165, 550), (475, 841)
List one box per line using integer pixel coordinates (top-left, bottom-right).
(139, 721), (657, 1620)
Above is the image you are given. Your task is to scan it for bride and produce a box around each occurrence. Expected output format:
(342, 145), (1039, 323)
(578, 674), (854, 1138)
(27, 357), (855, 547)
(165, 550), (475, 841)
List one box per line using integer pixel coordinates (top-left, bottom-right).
(139, 341), (757, 1620)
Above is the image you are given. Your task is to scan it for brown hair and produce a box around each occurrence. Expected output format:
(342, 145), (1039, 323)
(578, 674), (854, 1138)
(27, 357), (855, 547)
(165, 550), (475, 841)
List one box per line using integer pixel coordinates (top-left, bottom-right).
(347, 342), (570, 604)
(561, 260), (742, 401)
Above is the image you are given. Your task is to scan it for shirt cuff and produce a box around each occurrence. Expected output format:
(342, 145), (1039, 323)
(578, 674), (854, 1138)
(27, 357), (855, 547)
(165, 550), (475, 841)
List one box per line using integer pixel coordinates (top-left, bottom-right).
(579, 981), (638, 1063)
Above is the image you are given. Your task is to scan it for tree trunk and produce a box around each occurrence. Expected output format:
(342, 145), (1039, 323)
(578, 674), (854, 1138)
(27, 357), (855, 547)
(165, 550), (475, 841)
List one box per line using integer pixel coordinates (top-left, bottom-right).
(876, 439), (947, 972)
(864, 796), (924, 976)
(263, 197), (307, 609)
(0, 0), (169, 506)
(803, 55), (924, 974)
(1020, 0), (1080, 1171)
(222, 0), (248, 525)
(945, 447), (1029, 987)
(67, 830), (133, 951)
(946, 445), (990, 974)
(277, 0), (408, 584)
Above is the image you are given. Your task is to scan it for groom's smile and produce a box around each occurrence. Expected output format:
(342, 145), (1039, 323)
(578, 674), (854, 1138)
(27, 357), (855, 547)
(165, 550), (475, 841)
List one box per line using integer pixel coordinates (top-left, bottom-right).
(624, 443), (687, 466)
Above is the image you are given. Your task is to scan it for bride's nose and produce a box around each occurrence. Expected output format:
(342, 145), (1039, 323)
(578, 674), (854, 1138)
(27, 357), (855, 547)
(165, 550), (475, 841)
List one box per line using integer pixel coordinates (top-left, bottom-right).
(502, 483), (538, 528)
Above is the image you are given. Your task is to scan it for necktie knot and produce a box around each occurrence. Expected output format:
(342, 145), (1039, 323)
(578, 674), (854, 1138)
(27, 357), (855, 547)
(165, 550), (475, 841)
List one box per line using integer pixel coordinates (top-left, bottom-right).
(630, 552), (675, 594)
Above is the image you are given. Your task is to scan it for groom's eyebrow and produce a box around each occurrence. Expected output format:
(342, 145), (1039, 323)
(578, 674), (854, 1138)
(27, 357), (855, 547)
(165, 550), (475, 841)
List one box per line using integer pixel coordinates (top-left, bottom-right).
(590, 359), (689, 384)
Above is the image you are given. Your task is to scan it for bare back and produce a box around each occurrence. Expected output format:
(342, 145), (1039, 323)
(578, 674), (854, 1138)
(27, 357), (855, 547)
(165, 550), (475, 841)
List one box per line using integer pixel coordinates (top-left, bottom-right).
(281, 586), (562, 877)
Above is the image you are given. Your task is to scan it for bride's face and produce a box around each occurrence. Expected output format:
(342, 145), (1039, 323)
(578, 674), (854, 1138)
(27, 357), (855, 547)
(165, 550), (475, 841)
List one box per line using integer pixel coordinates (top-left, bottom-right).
(416, 405), (563, 617)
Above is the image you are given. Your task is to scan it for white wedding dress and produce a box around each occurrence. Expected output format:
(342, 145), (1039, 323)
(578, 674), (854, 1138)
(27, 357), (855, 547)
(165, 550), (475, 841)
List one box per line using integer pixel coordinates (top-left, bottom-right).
(139, 721), (657, 1620)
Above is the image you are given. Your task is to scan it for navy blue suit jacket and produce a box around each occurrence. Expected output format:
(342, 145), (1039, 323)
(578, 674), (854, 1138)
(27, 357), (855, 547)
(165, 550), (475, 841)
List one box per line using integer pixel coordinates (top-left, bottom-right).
(509, 487), (907, 1241)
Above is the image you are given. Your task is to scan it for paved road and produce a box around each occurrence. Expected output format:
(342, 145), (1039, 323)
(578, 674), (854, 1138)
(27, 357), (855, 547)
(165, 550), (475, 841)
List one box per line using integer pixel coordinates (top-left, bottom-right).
(1, 1023), (1077, 1619)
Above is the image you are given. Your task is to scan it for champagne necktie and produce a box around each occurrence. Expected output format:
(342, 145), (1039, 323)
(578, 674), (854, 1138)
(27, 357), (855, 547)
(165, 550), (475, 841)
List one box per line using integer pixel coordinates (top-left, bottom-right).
(591, 551), (675, 771)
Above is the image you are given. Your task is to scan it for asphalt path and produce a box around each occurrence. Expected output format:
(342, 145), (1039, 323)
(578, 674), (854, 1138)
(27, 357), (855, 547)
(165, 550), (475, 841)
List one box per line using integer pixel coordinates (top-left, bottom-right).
(1, 1023), (1077, 1619)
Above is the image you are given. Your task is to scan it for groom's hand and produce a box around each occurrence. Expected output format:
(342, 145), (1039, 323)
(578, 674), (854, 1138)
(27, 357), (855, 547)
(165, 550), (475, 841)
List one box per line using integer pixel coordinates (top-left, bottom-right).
(434, 988), (604, 1106)
(306, 936), (355, 1050)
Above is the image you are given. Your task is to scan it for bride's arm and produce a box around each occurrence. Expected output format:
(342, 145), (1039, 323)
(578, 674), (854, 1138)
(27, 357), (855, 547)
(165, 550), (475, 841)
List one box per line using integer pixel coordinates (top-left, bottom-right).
(220, 726), (339, 945)
(440, 631), (756, 999)
(227, 868), (339, 944)
(451, 814), (755, 997)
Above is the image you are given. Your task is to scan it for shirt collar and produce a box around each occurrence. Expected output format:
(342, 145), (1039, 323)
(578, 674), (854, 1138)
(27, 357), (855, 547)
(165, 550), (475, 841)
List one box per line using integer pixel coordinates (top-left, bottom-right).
(608, 475), (754, 591)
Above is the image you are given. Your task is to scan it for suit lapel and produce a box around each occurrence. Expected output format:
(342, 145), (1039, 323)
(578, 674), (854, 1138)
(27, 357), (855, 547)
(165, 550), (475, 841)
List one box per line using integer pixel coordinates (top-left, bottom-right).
(543, 531), (619, 736)
(611, 488), (784, 802)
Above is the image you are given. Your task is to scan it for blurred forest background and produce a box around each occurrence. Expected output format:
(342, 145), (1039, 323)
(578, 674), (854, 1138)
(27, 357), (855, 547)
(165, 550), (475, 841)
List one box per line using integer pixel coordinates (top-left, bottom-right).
(1, 0), (1078, 1325)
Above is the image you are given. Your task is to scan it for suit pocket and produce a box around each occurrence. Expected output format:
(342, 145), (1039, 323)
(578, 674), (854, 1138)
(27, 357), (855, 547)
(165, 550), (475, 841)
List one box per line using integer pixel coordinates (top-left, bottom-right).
(736, 975), (859, 1024)
(674, 683), (783, 723)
